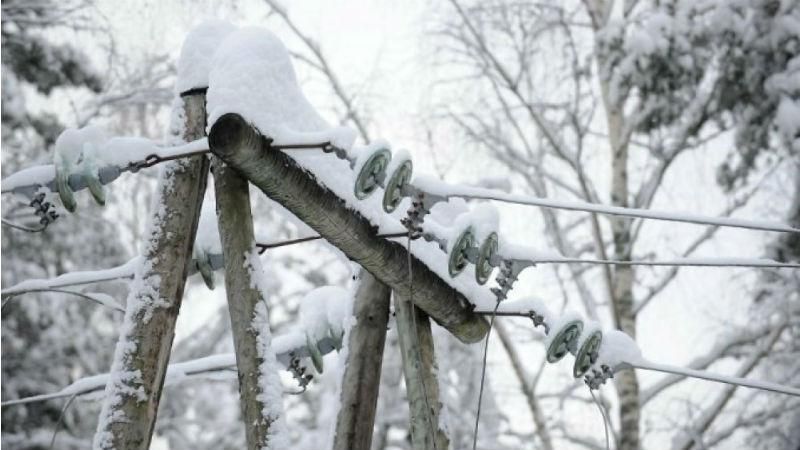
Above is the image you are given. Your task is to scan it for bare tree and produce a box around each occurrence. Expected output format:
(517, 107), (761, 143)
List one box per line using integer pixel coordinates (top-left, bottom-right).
(429, 0), (799, 449)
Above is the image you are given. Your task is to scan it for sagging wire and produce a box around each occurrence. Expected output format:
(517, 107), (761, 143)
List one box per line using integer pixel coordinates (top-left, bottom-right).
(255, 231), (407, 254)
(629, 360), (800, 397)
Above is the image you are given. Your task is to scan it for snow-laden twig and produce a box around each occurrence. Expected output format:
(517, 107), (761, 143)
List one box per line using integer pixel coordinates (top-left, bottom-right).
(1, 258), (140, 296)
(0, 330), (324, 407)
(1, 288), (124, 312)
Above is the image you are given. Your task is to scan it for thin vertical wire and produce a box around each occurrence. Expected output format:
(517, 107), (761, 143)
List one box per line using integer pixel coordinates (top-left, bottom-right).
(590, 388), (611, 450)
(472, 300), (500, 450)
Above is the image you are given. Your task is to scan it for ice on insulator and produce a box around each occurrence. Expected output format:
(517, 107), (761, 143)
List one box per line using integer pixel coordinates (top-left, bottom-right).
(54, 125), (111, 209)
(351, 140), (392, 200)
(192, 196), (222, 289)
(468, 204), (499, 242)
(176, 19), (236, 94)
(420, 218), (450, 248)
(427, 195), (469, 226)
(299, 286), (354, 343)
(544, 311), (584, 363)
(576, 321), (602, 349)
(54, 125), (170, 169)
(594, 329), (642, 370)
(55, 125), (108, 169)
(445, 211), (477, 277)
(299, 285), (354, 374)
(573, 320), (602, 377)
(207, 27), (355, 150)
(382, 148), (413, 213)
(385, 148), (411, 173)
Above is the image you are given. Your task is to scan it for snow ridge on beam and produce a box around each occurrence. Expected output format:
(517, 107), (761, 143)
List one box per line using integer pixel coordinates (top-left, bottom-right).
(208, 113), (489, 344)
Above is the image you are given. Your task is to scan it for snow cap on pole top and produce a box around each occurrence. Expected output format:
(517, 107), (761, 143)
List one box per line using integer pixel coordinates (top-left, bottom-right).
(206, 26), (356, 149)
(176, 19), (236, 94)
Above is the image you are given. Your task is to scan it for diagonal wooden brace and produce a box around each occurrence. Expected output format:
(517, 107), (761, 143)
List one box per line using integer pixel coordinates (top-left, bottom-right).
(208, 113), (489, 344)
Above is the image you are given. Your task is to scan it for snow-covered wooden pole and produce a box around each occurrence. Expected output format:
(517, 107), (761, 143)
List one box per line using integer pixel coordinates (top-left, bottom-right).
(213, 157), (288, 449)
(332, 270), (391, 450)
(92, 21), (234, 450)
(92, 92), (209, 450)
(207, 113), (488, 344)
(394, 293), (450, 450)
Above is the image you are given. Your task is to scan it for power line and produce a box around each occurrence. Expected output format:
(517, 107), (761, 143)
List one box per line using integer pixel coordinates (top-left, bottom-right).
(528, 256), (800, 268)
(631, 360), (800, 397)
(416, 183), (800, 234)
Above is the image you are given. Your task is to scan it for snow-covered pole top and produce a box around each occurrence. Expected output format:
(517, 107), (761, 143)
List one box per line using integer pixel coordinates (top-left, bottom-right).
(175, 19), (236, 95)
(206, 27), (356, 149)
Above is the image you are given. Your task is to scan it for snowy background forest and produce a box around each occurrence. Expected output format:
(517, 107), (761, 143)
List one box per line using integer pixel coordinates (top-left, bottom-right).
(2, 0), (799, 449)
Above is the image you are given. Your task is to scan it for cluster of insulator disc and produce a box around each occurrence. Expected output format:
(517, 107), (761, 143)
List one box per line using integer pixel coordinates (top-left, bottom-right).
(344, 144), (606, 380)
(55, 158), (106, 213)
(539, 316), (604, 379)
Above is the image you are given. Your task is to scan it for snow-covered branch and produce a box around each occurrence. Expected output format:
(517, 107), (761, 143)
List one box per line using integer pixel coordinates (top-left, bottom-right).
(0, 330), (328, 408)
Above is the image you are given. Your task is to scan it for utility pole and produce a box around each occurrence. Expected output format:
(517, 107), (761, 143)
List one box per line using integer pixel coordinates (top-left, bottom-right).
(93, 92), (208, 449)
(333, 270), (391, 450)
(395, 292), (450, 450)
(213, 156), (286, 449)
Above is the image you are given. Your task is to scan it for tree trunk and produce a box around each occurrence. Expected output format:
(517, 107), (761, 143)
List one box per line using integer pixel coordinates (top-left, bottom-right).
(213, 157), (286, 449)
(333, 269), (391, 450)
(394, 292), (450, 450)
(93, 93), (209, 450)
(208, 113), (488, 344)
(601, 77), (641, 450)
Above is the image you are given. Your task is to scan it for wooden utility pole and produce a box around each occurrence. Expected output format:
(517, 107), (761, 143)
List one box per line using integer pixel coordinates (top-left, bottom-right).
(213, 157), (286, 449)
(207, 113), (488, 344)
(332, 269), (391, 450)
(394, 292), (450, 450)
(93, 92), (208, 449)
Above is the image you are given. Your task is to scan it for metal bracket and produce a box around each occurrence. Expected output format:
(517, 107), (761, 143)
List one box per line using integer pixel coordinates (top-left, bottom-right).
(490, 259), (534, 302)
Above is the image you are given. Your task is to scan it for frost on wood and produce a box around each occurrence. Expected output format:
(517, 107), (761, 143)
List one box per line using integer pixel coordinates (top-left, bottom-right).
(298, 285), (354, 344)
(332, 270), (390, 450)
(92, 91), (209, 448)
(92, 257), (161, 449)
(243, 248), (290, 450)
